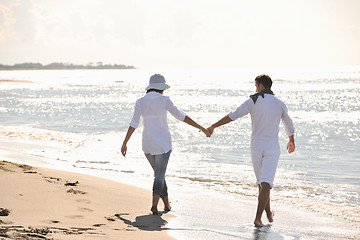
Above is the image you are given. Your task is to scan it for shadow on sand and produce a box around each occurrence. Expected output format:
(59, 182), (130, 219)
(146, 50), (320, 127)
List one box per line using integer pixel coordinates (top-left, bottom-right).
(253, 225), (284, 240)
(115, 212), (170, 231)
(116, 212), (239, 238)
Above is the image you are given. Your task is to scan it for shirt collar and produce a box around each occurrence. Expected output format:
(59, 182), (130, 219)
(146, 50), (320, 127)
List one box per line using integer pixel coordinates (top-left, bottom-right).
(146, 91), (162, 95)
(250, 89), (274, 104)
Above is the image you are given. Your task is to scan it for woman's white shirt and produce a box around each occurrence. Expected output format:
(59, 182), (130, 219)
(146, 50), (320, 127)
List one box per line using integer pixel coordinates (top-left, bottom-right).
(129, 92), (186, 155)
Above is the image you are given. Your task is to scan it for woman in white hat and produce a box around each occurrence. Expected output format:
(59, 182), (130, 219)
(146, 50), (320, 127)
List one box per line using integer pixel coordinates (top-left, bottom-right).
(121, 74), (210, 214)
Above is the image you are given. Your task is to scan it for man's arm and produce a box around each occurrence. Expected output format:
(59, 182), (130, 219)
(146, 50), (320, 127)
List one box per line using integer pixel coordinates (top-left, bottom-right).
(208, 99), (251, 136)
(207, 115), (233, 136)
(287, 135), (295, 153)
(121, 126), (136, 157)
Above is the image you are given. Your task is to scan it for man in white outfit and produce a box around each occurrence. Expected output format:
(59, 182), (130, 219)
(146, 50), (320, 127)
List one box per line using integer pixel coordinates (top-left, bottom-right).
(207, 74), (295, 227)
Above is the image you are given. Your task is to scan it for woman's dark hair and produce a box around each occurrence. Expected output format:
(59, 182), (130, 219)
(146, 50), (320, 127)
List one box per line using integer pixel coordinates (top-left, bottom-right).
(146, 88), (164, 94)
(255, 74), (272, 89)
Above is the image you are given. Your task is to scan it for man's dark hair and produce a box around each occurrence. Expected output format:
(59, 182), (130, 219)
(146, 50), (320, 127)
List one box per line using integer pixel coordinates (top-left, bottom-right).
(146, 88), (164, 94)
(255, 74), (272, 89)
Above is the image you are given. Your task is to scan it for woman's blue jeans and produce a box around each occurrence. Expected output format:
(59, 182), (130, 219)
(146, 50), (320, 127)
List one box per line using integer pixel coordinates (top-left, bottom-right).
(145, 150), (171, 198)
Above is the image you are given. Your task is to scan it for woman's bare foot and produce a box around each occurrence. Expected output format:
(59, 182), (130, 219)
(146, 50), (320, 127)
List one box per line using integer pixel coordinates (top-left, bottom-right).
(151, 206), (159, 215)
(266, 210), (274, 223)
(162, 197), (171, 212)
(254, 219), (264, 227)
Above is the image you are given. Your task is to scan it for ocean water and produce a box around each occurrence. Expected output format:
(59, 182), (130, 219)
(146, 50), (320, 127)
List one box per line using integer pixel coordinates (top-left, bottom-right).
(0, 67), (359, 239)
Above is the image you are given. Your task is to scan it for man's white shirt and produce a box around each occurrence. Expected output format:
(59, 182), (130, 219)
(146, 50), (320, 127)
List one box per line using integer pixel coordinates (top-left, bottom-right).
(228, 94), (295, 147)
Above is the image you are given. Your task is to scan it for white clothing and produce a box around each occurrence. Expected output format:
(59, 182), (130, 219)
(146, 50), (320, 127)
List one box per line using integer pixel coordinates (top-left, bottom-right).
(129, 92), (186, 155)
(228, 94), (295, 187)
(228, 94), (295, 144)
(251, 148), (280, 188)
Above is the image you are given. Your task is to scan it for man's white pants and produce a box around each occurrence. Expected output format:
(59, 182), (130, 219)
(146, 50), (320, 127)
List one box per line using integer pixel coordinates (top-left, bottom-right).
(251, 145), (280, 188)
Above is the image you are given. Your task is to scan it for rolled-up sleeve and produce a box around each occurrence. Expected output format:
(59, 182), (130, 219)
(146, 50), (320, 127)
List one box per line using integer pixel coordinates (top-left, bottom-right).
(166, 98), (186, 121)
(228, 99), (252, 121)
(281, 105), (295, 136)
(129, 99), (141, 128)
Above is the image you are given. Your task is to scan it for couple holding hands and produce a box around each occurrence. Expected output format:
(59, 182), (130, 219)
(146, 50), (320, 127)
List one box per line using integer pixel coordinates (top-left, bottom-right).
(121, 73), (295, 227)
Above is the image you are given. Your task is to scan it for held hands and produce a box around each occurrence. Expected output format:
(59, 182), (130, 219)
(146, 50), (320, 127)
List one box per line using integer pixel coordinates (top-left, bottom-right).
(200, 126), (211, 138)
(207, 126), (214, 137)
(198, 125), (214, 138)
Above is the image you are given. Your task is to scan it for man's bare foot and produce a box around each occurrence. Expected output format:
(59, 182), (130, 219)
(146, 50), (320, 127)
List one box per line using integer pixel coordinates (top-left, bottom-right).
(266, 210), (274, 223)
(254, 219), (264, 227)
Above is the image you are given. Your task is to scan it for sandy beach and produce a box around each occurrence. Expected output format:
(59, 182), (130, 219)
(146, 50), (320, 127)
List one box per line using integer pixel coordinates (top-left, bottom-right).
(0, 160), (174, 240)
(0, 140), (359, 240)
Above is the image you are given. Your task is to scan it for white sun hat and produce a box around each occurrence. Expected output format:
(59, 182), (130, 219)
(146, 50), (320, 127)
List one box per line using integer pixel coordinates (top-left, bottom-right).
(145, 74), (170, 90)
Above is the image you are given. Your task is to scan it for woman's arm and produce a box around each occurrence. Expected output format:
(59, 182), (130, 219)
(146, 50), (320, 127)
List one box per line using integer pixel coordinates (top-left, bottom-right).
(183, 116), (210, 137)
(121, 126), (136, 156)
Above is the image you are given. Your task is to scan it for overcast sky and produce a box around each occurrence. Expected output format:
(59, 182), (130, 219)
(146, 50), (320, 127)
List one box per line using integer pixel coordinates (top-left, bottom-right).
(1, 0), (359, 68)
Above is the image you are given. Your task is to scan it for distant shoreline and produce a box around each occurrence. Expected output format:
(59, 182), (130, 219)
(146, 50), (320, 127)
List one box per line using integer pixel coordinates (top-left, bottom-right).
(0, 79), (34, 83)
(0, 69), (136, 71)
(0, 62), (136, 71)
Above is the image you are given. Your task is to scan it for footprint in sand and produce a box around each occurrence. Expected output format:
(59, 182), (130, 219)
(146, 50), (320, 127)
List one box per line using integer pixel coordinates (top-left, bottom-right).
(64, 181), (79, 186)
(66, 188), (86, 194)
(43, 176), (61, 184)
(0, 220), (14, 224)
(76, 199), (91, 204)
(0, 208), (10, 216)
(93, 223), (105, 227)
(78, 207), (93, 213)
(105, 216), (116, 222)
(44, 220), (60, 224)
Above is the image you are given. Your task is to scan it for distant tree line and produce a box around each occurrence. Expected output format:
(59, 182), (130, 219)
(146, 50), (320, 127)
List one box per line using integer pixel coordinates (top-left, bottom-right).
(0, 62), (136, 70)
